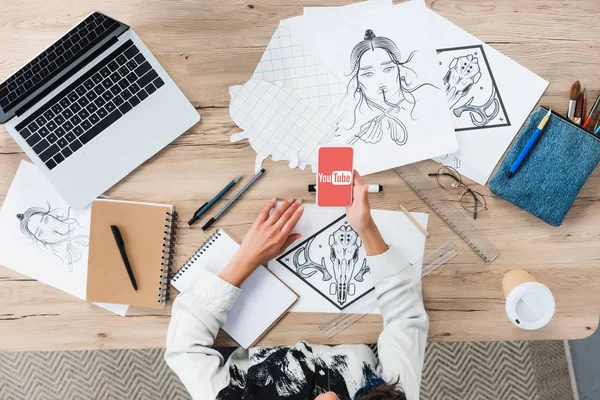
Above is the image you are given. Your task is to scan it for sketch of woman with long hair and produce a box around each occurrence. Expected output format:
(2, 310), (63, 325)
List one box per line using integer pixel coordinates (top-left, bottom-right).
(16, 201), (89, 271)
(345, 29), (435, 146)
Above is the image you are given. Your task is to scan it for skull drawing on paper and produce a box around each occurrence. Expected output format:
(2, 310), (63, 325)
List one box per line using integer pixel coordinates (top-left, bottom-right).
(453, 85), (500, 127)
(277, 216), (373, 310)
(443, 54), (482, 109)
(328, 225), (369, 306)
(437, 45), (510, 131)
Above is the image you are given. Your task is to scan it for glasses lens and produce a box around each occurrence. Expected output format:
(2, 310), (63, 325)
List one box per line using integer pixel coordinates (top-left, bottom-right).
(436, 166), (462, 190)
(461, 191), (487, 213)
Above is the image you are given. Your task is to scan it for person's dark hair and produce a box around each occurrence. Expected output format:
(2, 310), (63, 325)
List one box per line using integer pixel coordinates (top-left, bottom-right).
(354, 377), (406, 400)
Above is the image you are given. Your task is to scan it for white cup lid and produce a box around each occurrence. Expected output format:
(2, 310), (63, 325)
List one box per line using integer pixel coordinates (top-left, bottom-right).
(505, 282), (555, 330)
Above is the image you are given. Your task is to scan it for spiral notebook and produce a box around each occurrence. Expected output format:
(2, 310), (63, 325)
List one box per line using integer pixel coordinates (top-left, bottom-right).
(86, 199), (177, 308)
(171, 229), (298, 348)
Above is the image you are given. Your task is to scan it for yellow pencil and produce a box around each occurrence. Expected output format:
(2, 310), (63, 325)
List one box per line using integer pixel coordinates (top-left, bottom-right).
(399, 204), (429, 237)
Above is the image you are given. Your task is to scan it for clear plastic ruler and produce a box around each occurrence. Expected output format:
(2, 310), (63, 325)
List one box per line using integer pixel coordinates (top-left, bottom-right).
(393, 164), (500, 265)
(319, 242), (458, 339)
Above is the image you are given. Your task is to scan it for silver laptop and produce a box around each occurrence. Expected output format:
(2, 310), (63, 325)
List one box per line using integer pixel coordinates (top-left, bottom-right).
(0, 12), (200, 208)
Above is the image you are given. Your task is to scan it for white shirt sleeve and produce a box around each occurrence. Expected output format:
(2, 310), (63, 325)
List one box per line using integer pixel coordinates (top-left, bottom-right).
(164, 246), (428, 400)
(164, 269), (241, 400)
(368, 245), (429, 400)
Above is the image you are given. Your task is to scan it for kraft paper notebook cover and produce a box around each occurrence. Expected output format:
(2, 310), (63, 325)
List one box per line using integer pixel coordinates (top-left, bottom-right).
(171, 229), (298, 348)
(86, 199), (177, 308)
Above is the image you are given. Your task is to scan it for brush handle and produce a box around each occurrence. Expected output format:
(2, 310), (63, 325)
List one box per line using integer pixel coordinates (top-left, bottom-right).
(567, 101), (576, 121)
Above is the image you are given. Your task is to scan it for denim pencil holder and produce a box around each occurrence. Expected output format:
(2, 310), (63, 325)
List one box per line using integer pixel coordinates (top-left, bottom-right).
(489, 106), (600, 227)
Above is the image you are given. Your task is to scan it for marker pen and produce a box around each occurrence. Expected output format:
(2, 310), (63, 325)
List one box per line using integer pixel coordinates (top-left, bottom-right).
(308, 184), (382, 193)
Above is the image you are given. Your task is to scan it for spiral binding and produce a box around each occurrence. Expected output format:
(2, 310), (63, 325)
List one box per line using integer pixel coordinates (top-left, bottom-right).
(172, 229), (223, 283)
(159, 210), (178, 304)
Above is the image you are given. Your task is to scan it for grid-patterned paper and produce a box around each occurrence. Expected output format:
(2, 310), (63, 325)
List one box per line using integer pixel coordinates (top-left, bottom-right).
(230, 80), (340, 172)
(252, 23), (345, 109)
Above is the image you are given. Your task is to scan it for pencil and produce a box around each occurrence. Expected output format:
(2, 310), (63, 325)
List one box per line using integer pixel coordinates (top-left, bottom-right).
(399, 204), (429, 237)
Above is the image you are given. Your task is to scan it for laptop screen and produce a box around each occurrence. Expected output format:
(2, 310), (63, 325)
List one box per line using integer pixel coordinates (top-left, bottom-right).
(0, 12), (127, 124)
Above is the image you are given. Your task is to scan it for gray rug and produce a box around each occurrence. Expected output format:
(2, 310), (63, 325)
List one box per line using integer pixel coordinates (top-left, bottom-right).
(0, 341), (573, 400)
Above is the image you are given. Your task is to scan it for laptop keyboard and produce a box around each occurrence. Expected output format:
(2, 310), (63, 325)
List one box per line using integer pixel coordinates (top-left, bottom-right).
(15, 39), (165, 170)
(0, 13), (119, 112)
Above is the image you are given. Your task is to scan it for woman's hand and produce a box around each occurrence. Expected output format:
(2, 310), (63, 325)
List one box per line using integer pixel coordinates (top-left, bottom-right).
(346, 171), (388, 256)
(219, 198), (304, 287)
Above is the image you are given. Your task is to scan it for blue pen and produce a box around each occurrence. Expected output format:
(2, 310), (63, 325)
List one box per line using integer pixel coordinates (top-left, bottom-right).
(594, 125), (600, 135)
(507, 109), (552, 178)
(188, 175), (243, 225)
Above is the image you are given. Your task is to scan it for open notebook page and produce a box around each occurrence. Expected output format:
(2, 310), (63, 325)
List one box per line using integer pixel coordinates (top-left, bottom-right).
(171, 230), (297, 348)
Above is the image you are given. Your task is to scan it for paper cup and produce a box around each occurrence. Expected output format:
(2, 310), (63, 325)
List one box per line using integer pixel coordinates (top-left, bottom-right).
(502, 269), (555, 330)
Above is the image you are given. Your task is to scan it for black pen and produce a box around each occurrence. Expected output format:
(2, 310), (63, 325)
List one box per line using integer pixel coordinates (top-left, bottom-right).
(188, 175), (243, 226)
(202, 169), (266, 231)
(110, 225), (138, 291)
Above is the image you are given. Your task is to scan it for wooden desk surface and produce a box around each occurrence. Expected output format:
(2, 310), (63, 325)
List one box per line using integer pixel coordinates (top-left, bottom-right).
(1, 0), (599, 352)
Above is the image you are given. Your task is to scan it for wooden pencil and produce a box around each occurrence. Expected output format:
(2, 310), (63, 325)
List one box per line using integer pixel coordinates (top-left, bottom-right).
(399, 204), (430, 237)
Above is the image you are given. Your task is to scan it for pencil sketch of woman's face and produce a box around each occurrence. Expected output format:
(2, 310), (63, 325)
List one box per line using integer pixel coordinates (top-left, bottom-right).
(358, 48), (400, 103)
(28, 212), (67, 242)
(345, 29), (434, 147)
(17, 202), (90, 271)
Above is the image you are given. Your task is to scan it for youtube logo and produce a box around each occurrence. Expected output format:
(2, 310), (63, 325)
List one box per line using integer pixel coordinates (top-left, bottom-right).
(318, 171), (352, 185)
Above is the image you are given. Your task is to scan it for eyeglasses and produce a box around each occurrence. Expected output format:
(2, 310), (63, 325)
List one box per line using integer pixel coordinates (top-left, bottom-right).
(428, 164), (488, 219)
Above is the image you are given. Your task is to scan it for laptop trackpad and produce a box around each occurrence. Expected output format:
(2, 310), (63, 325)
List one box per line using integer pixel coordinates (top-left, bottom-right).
(83, 122), (150, 183)
(50, 149), (109, 207)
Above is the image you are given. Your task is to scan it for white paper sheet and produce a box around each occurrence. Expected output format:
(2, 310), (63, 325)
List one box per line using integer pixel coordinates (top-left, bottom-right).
(0, 161), (128, 316)
(299, 0), (458, 175)
(301, 0), (393, 59)
(229, 80), (341, 172)
(303, 0), (392, 16)
(302, 1), (548, 183)
(253, 17), (345, 109)
(302, 0), (393, 47)
(426, 9), (549, 184)
(267, 204), (428, 313)
(239, 14), (347, 171)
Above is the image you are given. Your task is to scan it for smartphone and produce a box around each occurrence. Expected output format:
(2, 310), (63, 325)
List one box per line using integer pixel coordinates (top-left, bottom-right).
(316, 146), (354, 207)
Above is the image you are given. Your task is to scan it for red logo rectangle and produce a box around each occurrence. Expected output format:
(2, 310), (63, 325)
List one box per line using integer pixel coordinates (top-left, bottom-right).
(316, 147), (353, 207)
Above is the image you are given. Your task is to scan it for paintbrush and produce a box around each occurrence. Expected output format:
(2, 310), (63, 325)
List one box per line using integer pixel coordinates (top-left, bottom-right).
(567, 80), (581, 121)
(582, 87), (587, 120)
(574, 91), (583, 125)
(583, 94), (600, 130)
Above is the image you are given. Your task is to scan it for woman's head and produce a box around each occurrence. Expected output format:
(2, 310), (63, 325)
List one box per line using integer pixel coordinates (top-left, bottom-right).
(348, 30), (420, 106)
(349, 29), (406, 102)
(16, 202), (88, 269)
(314, 392), (339, 400)
(313, 379), (406, 400)
(17, 205), (70, 246)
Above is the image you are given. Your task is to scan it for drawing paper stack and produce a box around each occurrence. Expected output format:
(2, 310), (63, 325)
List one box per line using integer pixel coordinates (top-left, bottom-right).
(0, 161), (179, 315)
(0, 161), (128, 316)
(229, 0), (548, 184)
